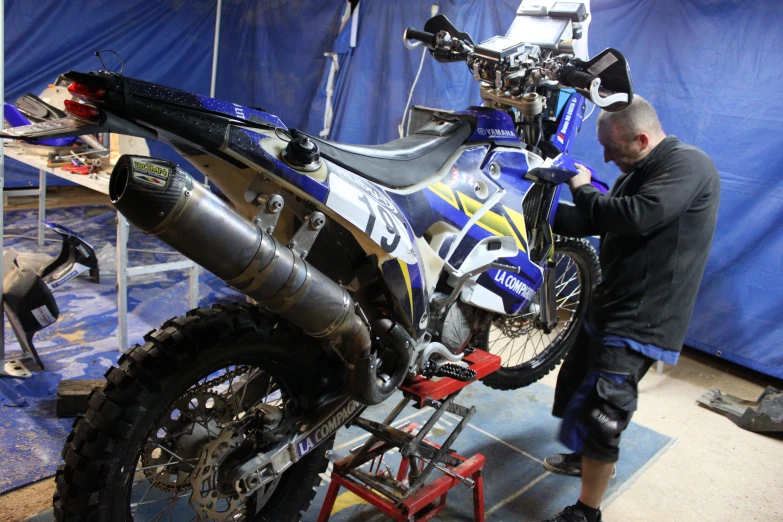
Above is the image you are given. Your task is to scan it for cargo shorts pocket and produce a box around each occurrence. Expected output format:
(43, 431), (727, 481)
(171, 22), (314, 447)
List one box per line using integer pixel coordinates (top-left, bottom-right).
(582, 374), (638, 450)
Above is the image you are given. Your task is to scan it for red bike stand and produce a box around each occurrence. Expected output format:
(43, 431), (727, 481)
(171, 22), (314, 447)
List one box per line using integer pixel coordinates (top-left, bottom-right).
(317, 349), (501, 522)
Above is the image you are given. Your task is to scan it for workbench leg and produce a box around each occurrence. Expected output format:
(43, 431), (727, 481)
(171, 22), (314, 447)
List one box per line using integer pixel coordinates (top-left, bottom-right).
(316, 479), (342, 522)
(38, 169), (46, 247)
(116, 212), (129, 353)
(473, 471), (485, 522)
(189, 264), (199, 310)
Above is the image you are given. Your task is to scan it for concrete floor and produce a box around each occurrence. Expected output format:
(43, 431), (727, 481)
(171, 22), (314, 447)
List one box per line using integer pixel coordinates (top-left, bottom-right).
(1, 349), (780, 521)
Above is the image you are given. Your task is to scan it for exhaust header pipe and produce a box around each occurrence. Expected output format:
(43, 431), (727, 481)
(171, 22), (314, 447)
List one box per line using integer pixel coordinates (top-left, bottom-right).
(109, 155), (409, 405)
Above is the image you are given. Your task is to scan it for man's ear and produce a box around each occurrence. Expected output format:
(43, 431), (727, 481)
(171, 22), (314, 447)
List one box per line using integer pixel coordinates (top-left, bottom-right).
(638, 133), (650, 151)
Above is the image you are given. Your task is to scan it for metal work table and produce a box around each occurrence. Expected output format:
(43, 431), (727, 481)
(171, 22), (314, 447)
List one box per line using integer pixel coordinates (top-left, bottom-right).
(1, 144), (200, 377)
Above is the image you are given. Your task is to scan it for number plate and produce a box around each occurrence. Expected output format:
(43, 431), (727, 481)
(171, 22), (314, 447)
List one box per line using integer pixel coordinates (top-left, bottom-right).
(0, 117), (93, 138)
(326, 169), (416, 264)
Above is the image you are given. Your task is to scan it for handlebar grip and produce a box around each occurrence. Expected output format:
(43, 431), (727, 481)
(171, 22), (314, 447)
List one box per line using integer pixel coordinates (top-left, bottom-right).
(405, 28), (437, 46)
(560, 66), (599, 90)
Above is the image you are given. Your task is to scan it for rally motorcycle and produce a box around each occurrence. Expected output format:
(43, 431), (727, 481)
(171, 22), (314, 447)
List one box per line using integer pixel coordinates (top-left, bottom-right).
(1, 5), (633, 521)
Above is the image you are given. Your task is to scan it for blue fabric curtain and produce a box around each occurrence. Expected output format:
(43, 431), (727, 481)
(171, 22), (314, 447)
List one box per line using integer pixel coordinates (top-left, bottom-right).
(4, 0), (217, 186)
(5, 0), (783, 377)
(214, 0), (345, 130)
(302, 2), (353, 138)
(326, 0), (521, 145)
(568, 1), (783, 378)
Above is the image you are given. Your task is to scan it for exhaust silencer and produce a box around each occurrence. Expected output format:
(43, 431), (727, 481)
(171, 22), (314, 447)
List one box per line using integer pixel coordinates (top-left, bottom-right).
(109, 155), (409, 405)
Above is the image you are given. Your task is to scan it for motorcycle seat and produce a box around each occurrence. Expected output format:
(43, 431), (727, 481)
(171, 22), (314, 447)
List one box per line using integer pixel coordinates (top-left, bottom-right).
(307, 118), (472, 190)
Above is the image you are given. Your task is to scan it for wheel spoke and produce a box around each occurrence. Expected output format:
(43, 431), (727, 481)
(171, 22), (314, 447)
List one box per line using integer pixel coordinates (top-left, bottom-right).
(151, 442), (188, 464)
(132, 492), (190, 508)
(135, 459), (198, 473)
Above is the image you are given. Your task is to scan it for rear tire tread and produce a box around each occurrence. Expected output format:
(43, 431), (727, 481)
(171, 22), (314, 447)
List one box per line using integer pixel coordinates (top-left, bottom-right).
(54, 302), (330, 522)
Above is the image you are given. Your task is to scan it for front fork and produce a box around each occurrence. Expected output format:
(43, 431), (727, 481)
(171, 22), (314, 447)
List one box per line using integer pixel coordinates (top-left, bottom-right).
(539, 258), (559, 333)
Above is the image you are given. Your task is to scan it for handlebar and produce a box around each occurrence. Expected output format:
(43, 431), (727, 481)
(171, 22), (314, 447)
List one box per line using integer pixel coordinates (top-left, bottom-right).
(403, 24), (632, 111)
(559, 66), (599, 91)
(405, 27), (437, 47)
(559, 65), (630, 109)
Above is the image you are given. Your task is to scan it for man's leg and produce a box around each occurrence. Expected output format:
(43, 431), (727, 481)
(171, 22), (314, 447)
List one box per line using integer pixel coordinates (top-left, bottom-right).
(580, 456), (615, 508)
(552, 325), (594, 418)
(544, 326), (596, 477)
(541, 345), (654, 522)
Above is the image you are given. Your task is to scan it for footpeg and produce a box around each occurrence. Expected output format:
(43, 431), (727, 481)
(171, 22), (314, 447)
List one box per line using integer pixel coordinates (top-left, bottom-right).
(436, 363), (476, 381)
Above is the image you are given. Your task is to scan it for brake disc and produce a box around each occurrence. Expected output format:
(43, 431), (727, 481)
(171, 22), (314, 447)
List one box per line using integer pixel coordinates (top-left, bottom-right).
(140, 366), (249, 493)
(141, 391), (229, 493)
(497, 314), (534, 338)
(188, 426), (249, 521)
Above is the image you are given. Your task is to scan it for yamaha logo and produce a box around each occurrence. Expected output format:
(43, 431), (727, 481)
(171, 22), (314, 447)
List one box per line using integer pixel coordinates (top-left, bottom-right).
(477, 128), (515, 138)
(591, 408), (619, 431)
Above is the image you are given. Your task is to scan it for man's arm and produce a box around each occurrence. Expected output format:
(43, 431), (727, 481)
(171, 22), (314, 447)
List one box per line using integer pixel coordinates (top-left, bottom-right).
(553, 202), (600, 237)
(571, 153), (711, 236)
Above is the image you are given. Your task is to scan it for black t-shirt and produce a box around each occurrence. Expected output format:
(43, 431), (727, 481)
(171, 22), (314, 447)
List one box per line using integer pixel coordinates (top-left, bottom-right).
(554, 136), (720, 352)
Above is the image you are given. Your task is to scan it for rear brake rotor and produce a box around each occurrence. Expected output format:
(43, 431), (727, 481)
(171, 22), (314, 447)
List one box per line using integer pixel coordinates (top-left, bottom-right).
(141, 391), (229, 493)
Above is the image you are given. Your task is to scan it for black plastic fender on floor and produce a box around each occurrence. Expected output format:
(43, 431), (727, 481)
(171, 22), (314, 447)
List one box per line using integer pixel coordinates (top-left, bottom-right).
(697, 386), (783, 433)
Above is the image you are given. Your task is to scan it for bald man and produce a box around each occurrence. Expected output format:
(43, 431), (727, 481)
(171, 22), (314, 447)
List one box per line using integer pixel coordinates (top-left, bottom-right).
(541, 96), (720, 522)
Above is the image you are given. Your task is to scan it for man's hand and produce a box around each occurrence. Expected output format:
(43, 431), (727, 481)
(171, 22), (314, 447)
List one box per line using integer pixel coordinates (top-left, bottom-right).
(568, 164), (593, 192)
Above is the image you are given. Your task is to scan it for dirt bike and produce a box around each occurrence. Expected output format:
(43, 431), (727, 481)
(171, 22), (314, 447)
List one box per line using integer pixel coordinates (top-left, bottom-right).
(1, 5), (633, 521)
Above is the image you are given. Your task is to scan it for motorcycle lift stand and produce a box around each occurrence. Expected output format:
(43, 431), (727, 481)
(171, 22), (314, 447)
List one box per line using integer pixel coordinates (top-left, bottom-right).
(317, 349), (502, 522)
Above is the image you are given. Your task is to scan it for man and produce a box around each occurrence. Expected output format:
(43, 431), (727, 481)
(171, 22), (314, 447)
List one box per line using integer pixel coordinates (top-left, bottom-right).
(541, 95), (720, 522)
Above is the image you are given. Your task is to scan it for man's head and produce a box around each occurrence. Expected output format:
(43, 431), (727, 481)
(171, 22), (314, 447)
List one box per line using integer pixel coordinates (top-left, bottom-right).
(596, 95), (666, 173)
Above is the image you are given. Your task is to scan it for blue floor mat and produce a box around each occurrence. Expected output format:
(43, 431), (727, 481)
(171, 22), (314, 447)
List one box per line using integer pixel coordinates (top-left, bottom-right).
(25, 383), (672, 521)
(4, 207), (673, 520)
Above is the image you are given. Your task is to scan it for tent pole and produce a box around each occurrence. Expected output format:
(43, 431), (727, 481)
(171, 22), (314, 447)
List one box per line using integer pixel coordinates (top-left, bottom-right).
(210, 0), (222, 98)
(204, 0), (222, 188)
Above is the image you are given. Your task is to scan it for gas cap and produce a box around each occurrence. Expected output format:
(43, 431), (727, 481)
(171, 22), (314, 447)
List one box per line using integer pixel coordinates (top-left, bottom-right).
(282, 135), (321, 172)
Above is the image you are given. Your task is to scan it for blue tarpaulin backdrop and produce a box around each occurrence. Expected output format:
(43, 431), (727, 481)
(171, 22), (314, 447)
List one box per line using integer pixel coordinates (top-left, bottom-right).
(3, 0), (783, 377)
(3, 0), (217, 185)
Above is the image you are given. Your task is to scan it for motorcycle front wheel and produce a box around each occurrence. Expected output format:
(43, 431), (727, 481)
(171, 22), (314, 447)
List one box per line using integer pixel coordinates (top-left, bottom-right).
(54, 303), (334, 522)
(478, 236), (600, 390)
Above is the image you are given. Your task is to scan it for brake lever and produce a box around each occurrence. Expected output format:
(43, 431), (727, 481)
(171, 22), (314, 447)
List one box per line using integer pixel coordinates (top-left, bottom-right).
(587, 78), (630, 108)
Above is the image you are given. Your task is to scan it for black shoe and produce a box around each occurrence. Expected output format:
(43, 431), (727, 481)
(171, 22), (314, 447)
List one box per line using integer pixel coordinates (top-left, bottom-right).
(541, 505), (603, 522)
(542, 453), (617, 478)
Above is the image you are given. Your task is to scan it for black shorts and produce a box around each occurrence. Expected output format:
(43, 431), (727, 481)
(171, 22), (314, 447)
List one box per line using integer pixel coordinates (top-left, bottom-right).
(553, 326), (654, 463)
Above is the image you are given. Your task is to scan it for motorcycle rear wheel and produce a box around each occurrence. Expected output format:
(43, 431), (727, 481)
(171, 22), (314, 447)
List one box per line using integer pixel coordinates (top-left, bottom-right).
(54, 303), (334, 522)
(478, 236), (600, 390)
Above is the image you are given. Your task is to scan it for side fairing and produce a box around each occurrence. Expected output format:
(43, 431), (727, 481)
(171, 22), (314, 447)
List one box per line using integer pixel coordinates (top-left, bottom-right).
(323, 164), (429, 329)
(401, 144), (546, 315)
(224, 117), (549, 329)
